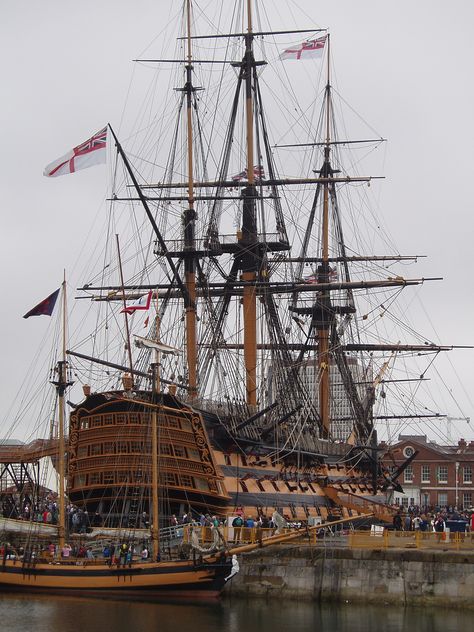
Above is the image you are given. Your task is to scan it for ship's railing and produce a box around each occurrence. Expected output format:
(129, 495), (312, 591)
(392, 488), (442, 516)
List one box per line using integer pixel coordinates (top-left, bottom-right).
(182, 524), (305, 546)
(349, 528), (474, 551)
(180, 524), (474, 551)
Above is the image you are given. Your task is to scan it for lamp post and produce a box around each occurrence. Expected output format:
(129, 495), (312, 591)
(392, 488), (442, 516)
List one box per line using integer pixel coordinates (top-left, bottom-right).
(455, 461), (460, 509)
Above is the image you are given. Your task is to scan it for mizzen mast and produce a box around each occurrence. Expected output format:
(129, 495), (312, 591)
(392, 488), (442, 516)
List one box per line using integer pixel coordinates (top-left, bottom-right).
(183, 0), (198, 400)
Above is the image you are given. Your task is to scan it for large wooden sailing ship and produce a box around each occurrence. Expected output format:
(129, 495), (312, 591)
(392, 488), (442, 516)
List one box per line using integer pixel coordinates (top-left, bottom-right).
(63, 0), (464, 519)
(1, 0), (467, 595)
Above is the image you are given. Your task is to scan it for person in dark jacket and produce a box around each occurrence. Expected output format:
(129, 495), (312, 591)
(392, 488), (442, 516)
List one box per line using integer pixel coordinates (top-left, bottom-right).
(393, 512), (402, 531)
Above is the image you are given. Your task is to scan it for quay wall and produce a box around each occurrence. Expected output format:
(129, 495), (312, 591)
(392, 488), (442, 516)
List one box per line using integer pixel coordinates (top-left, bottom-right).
(224, 545), (474, 608)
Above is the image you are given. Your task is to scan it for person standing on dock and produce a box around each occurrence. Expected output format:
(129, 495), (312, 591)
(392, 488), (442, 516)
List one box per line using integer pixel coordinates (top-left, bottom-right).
(232, 515), (244, 542)
(393, 512), (402, 531)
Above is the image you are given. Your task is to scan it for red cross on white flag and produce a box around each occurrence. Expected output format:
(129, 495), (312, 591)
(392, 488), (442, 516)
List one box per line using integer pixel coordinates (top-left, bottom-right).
(44, 126), (108, 177)
(280, 35), (327, 61)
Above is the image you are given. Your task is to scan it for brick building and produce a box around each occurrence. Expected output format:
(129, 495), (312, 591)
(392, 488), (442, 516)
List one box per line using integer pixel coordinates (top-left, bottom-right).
(381, 435), (474, 510)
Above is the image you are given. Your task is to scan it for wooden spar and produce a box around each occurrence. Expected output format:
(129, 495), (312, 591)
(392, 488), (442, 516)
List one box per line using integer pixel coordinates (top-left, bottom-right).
(81, 276), (437, 295)
(107, 125), (192, 310)
(116, 234), (134, 382)
(57, 275), (67, 550)
(196, 343), (456, 352)
(242, 0), (257, 406)
(184, 0), (198, 400)
(139, 175), (375, 189)
(227, 514), (374, 555)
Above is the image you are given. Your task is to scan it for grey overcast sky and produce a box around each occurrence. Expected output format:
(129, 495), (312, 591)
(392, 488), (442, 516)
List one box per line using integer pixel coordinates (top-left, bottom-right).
(1, 0), (473, 442)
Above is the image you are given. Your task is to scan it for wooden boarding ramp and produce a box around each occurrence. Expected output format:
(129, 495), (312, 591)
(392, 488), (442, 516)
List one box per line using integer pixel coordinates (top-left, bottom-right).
(323, 485), (396, 524)
(0, 439), (59, 464)
(226, 514), (374, 555)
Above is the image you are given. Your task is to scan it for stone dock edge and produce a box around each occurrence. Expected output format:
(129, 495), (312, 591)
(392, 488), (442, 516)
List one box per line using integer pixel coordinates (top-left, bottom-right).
(223, 545), (474, 608)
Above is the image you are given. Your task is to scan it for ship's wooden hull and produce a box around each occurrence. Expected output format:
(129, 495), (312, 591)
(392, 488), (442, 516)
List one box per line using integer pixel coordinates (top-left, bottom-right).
(0, 391), (389, 527)
(0, 557), (231, 600)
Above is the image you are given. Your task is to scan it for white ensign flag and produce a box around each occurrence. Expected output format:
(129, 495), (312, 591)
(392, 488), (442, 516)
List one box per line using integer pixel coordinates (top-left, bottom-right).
(280, 36), (327, 60)
(43, 126), (107, 177)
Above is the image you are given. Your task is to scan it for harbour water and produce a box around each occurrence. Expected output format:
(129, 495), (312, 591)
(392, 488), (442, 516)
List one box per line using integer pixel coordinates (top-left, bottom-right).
(1, 593), (473, 632)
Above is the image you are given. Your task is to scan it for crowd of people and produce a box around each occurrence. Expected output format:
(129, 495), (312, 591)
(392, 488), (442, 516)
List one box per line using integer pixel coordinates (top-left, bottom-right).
(0, 539), (151, 565)
(392, 505), (474, 533)
(1, 495), (106, 533)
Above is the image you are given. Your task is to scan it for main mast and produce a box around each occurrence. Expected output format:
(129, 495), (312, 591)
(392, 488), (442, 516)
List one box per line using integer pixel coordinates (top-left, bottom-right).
(317, 34), (332, 438)
(241, 0), (258, 406)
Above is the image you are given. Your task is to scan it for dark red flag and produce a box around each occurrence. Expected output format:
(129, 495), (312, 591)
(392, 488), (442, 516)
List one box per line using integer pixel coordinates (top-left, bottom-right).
(23, 289), (60, 319)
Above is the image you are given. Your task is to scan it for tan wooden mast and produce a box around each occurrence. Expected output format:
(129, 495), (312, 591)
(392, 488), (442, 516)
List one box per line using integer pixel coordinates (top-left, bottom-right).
(184, 0), (198, 400)
(242, 0), (258, 406)
(151, 408), (160, 557)
(151, 295), (160, 559)
(318, 34), (331, 437)
(57, 274), (67, 549)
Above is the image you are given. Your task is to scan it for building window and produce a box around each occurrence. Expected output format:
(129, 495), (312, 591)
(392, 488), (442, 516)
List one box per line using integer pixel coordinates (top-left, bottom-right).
(401, 497), (409, 507)
(422, 493), (430, 507)
(438, 492), (448, 507)
(404, 465), (413, 483)
(463, 492), (472, 508)
(437, 466), (448, 483)
(403, 446), (414, 458)
(421, 465), (430, 483)
(463, 466), (472, 483)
